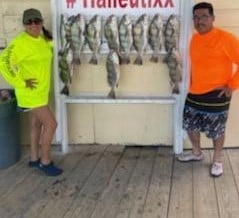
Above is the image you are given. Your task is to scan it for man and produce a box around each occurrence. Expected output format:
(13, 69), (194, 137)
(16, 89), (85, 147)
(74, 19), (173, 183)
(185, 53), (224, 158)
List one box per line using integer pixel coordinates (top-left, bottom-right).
(178, 2), (239, 177)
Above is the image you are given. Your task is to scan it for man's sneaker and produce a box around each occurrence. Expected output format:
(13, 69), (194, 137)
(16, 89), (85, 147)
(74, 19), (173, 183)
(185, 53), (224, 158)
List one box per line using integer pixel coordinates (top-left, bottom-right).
(28, 159), (40, 168)
(177, 151), (204, 162)
(211, 162), (223, 177)
(38, 162), (63, 177)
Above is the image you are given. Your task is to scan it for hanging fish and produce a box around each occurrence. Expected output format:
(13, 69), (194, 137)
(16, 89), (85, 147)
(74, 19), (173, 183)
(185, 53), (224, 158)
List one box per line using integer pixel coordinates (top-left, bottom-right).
(106, 50), (120, 99)
(132, 14), (149, 65)
(70, 13), (85, 64)
(59, 43), (74, 95)
(163, 47), (182, 94)
(118, 14), (133, 64)
(104, 15), (120, 52)
(148, 13), (164, 63)
(59, 13), (73, 53)
(85, 15), (102, 65)
(164, 14), (180, 52)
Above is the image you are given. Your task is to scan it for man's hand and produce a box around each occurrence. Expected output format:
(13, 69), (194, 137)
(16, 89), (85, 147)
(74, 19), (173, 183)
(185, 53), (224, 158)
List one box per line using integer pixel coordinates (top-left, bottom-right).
(25, 78), (38, 89)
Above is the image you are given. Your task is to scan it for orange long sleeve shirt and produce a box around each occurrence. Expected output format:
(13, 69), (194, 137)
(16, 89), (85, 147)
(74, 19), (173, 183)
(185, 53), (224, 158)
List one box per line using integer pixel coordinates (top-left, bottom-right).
(189, 27), (239, 94)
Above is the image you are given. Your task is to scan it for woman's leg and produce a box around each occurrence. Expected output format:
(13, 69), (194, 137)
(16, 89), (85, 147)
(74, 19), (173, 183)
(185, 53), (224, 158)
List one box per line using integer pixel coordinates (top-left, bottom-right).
(29, 112), (42, 161)
(31, 105), (57, 164)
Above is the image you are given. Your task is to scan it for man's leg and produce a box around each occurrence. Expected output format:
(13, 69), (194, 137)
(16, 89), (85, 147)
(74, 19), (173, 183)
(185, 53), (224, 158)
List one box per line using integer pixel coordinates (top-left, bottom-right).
(210, 134), (224, 177)
(212, 134), (224, 163)
(177, 130), (203, 162)
(187, 130), (202, 155)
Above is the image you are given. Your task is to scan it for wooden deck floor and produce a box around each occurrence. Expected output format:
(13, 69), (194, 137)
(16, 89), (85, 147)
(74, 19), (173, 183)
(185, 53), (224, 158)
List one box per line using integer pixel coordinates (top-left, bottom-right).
(0, 145), (239, 218)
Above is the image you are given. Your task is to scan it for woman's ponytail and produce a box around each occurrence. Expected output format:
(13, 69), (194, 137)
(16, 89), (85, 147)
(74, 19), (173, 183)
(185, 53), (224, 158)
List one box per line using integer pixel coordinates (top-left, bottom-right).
(42, 26), (53, 40)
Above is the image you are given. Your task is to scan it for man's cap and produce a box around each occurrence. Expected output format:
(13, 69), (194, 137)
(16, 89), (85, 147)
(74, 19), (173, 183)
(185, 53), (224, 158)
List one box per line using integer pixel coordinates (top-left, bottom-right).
(22, 8), (43, 24)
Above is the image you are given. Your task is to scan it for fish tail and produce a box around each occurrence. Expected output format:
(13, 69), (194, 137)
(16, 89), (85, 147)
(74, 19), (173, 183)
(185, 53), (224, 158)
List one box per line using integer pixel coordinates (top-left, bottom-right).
(60, 85), (69, 96)
(73, 57), (81, 65)
(134, 55), (143, 65)
(150, 54), (159, 63)
(73, 51), (81, 65)
(108, 88), (116, 99)
(172, 84), (180, 94)
(89, 54), (98, 65)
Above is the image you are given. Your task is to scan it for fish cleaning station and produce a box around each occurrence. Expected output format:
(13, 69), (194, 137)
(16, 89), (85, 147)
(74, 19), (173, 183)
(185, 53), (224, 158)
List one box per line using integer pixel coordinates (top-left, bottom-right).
(51, 0), (193, 154)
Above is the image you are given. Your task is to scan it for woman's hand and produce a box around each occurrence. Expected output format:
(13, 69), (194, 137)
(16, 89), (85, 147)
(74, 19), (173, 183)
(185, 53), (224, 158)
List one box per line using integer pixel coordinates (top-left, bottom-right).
(25, 78), (38, 89)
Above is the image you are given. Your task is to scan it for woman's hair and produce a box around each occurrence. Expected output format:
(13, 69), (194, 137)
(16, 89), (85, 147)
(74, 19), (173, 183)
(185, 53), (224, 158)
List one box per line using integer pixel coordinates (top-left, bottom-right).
(193, 2), (214, 16)
(42, 26), (53, 40)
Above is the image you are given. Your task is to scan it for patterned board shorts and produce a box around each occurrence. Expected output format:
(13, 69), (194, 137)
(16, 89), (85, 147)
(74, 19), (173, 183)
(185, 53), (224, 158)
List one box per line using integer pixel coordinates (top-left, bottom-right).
(183, 105), (229, 140)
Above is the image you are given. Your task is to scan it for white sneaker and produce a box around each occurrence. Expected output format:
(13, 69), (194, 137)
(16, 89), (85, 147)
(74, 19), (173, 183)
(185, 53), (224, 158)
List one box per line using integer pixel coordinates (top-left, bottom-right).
(177, 151), (203, 162)
(211, 162), (223, 177)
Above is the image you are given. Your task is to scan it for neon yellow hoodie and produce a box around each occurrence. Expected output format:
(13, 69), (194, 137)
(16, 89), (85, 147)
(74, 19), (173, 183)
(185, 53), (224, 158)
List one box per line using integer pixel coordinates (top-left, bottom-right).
(0, 32), (53, 108)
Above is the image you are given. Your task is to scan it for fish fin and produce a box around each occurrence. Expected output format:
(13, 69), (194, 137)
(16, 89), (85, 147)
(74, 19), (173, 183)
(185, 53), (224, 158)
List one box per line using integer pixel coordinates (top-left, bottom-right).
(134, 55), (143, 65)
(60, 85), (69, 96)
(108, 89), (116, 99)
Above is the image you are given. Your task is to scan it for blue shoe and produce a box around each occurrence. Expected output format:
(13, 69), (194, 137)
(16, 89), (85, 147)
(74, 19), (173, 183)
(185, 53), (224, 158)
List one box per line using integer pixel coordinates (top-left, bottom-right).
(28, 159), (40, 168)
(38, 161), (63, 176)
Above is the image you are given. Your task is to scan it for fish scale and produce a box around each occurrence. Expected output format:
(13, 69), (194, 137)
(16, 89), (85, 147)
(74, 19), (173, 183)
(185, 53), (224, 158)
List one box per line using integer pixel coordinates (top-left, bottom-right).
(148, 13), (164, 63)
(106, 50), (120, 99)
(104, 15), (120, 52)
(132, 14), (149, 65)
(85, 15), (102, 65)
(70, 14), (85, 65)
(118, 14), (133, 64)
(59, 43), (74, 96)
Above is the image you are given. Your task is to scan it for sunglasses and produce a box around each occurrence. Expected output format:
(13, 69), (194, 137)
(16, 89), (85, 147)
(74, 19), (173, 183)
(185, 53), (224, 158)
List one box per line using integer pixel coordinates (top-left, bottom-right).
(25, 18), (43, 25)
(192, 15), (211, 22)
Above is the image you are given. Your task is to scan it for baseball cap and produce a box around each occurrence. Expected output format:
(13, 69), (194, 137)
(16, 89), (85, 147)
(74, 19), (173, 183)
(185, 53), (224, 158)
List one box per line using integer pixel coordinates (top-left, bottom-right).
(22, 8), (43, 24)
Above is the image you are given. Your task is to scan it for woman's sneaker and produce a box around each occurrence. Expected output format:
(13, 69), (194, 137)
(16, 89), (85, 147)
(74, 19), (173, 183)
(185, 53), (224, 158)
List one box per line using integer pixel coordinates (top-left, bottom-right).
(210, 162), (223, 177)
(38, 161), (63, 176)
(177, 151), (204, 162)
(28, 159), (40, 168)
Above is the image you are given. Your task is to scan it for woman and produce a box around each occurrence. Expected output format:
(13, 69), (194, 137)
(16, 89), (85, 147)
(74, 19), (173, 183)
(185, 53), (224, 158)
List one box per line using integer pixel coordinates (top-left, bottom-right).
(0, 8), (63, 176)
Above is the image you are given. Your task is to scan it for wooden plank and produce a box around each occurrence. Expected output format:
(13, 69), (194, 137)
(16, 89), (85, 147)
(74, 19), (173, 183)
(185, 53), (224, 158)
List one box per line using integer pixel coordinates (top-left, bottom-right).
(0, 149), (61, 198)
(62, 145), (125, 218)
(3, 145), (239, 218)
(25, 144), (107, 218)
(115, 147), (157, 218)
(167, 154), (193, 218)
(0, 153), (28, 181)
(0, 145), (88, 218)
(90, 147), (141, 218)
(227, 149), (239, 189)
(142, 147), (173, 218)
(211, 150), (239, 218)
(193, 150), (219, 218)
